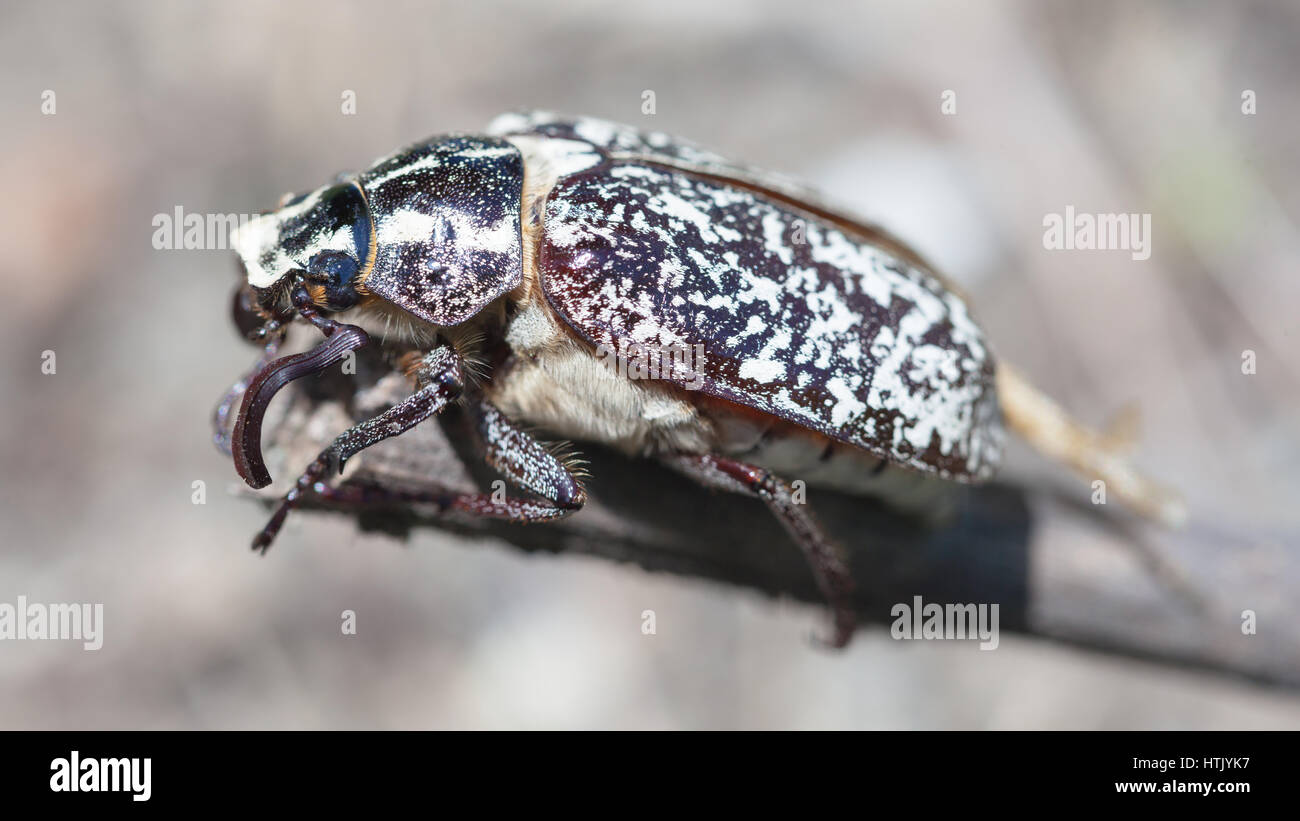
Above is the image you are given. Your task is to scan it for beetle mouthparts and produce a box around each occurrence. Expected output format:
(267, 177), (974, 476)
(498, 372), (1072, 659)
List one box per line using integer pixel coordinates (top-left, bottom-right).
(232, 325), (370, 489)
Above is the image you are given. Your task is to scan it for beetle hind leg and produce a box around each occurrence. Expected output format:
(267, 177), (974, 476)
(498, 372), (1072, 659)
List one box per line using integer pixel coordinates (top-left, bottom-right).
(663, 453), (857, 649)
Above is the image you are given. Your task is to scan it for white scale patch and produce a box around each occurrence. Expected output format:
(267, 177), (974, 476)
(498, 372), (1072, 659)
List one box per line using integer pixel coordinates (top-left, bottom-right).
(490, 109), (740, 174)
(234, 211), (291, 288)
(502, 134), (603, 181)
(376, 205), (517, 257)
(233, 184), (357, 289)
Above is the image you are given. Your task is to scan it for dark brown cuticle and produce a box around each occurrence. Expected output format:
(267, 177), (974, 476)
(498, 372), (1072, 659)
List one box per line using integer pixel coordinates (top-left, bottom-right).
(232, 322), (369, 489)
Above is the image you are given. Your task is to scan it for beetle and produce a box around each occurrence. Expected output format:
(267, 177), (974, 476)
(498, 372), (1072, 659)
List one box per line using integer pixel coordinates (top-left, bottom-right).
(215, 111), (1183, 647)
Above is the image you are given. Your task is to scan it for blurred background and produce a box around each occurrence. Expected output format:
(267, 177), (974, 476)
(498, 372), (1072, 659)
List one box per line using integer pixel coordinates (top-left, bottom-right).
(0, 0), (1297, 728)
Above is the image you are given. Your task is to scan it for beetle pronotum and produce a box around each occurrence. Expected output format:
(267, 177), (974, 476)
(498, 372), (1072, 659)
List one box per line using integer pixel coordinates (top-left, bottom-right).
(214, 111), (1183, 647)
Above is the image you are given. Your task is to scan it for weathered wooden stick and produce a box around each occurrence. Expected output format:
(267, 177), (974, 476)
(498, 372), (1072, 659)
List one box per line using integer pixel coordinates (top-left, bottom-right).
(243, 344), (1299, 687)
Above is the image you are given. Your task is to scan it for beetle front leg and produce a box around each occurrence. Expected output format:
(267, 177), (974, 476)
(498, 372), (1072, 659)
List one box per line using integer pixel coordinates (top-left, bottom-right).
(308, 397), (586, 523)
(663, 453), (857, 649)
(251, 345), (464, 552)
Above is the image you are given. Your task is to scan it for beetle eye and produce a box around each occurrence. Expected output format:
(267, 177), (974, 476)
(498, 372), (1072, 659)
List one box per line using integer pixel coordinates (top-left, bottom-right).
(306, 250), (362, 310)
(307, 250), (359, 285)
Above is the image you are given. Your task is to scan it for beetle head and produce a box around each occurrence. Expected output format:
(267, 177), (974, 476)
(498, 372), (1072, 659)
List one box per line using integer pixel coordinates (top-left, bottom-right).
(226, 180), (375, 490)
(233, 179), (374, 314)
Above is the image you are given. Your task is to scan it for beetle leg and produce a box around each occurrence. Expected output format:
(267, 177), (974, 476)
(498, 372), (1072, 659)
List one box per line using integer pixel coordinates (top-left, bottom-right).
(466, 398), (587, 512)
(298, 397), (586, 523)
(305, 481), (576, 523)
(251, 345), (465, 553)
(663, 453), (857, 649)
(252, 353), (590, 551)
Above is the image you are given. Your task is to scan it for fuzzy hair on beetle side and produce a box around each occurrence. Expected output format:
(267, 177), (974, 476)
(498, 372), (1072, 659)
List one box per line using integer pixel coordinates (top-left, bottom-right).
(486, 134), (719, 457)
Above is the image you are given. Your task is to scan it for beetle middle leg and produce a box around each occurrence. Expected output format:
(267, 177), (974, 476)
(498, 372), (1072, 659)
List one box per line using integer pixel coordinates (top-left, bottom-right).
(663, 453), (857, 648)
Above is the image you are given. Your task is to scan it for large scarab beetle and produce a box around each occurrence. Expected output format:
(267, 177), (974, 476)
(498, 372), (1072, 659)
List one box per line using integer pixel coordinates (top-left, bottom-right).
(215, 111), (1182, 647)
